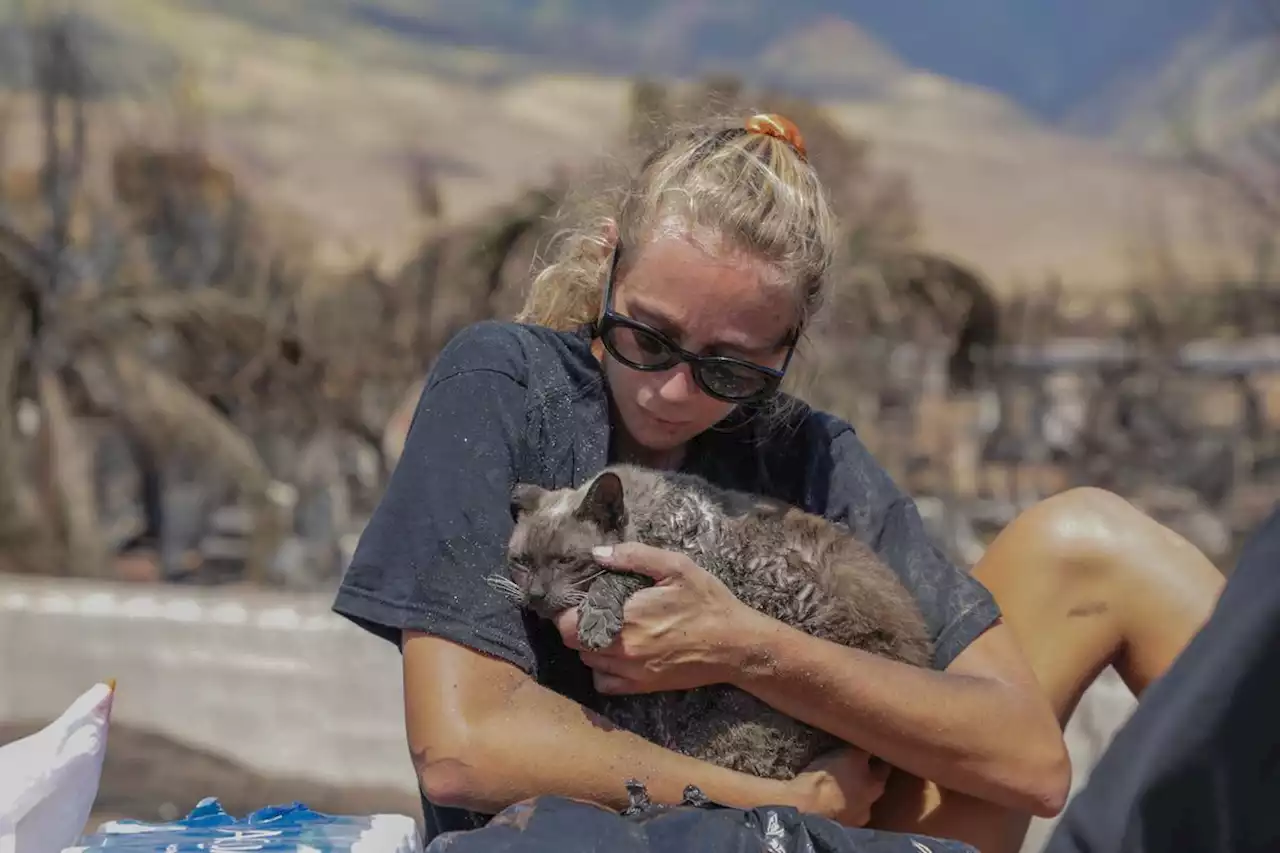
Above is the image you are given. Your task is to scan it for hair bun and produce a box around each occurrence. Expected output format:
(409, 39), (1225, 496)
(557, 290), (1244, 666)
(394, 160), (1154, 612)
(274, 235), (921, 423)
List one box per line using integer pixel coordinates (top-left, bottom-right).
(745, 113), (808, 162)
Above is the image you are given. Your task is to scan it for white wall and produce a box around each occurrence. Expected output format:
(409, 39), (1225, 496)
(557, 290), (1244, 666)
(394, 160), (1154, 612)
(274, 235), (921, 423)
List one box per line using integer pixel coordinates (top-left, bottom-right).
(0, 574), (417, 794)
(0, 574), (1135, 851)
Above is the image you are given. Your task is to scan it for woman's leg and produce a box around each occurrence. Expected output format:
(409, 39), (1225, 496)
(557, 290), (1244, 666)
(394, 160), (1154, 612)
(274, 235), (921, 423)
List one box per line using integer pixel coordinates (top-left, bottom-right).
(871, 487), (1227, 852)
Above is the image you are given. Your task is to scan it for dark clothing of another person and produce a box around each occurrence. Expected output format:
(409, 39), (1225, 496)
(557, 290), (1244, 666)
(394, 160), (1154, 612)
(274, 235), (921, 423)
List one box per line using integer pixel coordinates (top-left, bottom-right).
(1044, 503), (1280, 853)
(331, 320), (1002, 843)
(423, 791), (980, 853)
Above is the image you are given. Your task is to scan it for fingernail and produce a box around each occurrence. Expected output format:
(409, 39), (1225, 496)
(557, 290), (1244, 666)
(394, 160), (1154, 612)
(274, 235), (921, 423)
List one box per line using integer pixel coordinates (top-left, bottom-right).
(592, 546), (613, 559)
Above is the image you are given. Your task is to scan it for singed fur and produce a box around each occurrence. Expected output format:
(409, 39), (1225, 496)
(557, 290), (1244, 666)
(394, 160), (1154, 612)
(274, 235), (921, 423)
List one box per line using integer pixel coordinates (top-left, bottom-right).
(489, 463), (933, 780)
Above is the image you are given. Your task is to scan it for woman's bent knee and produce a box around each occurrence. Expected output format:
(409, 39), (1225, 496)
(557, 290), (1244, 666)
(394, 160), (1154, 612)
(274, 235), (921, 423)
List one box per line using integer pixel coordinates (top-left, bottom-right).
(989, 487), (1149, 583)
(976, 486), (1189, 636)
(977, 486), (1224, 712)
(1022, 487), (1220, 583)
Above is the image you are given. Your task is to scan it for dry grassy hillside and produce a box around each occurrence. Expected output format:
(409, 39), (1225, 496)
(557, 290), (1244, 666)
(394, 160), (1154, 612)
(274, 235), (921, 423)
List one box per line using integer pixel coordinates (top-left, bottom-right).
(0, 0), (1264, 292)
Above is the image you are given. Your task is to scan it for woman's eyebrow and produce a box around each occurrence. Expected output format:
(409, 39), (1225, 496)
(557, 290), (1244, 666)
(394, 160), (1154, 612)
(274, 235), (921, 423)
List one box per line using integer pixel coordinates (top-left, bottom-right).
(629, 298), (778, 357)
(627, 300), (681, 333)
(734, 339), (783, 358)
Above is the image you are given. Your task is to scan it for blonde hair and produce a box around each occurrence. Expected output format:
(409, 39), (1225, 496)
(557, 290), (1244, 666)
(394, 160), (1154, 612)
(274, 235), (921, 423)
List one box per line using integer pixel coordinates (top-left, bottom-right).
(516, 113), (839, 337)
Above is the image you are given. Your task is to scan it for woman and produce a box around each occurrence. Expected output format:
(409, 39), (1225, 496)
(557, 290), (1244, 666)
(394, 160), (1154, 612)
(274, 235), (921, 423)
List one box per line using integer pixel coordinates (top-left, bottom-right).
(332, 113), (1225, 853)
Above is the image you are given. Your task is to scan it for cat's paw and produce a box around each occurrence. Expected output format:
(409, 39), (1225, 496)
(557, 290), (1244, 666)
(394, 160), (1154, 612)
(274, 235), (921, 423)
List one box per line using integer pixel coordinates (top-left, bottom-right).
(578, 606), (622, 651)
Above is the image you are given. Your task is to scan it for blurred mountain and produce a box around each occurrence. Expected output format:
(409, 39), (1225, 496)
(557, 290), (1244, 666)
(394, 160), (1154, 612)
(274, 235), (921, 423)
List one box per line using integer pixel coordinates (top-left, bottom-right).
(35, 0), (1259, 139)
(169, 0), (1237, 124)
(0, 0), (1263, 292)
(4, 0), (1261, 135)
(1065, 4), (1279, 155)
(832, 0), (1234, 123)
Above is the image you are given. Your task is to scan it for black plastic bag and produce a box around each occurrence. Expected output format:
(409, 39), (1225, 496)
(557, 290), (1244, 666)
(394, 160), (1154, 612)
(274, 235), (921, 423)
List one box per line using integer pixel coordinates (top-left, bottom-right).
(424, 781), (978, 853)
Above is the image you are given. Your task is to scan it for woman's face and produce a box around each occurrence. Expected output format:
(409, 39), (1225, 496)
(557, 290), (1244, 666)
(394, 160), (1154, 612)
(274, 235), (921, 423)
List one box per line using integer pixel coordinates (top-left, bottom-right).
(603, 232), (797, 459)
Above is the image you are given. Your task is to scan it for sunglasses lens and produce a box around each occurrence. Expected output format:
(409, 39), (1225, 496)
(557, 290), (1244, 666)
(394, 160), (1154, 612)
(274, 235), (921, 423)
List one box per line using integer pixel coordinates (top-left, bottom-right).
(698, 362), (774, 401)
(602, 323), (675, 369)
(599, 316), (781, 402)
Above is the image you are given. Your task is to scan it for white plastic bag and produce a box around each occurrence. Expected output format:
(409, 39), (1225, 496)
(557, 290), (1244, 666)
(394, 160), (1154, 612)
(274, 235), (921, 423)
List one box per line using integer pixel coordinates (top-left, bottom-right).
(0, 680), (114, 853)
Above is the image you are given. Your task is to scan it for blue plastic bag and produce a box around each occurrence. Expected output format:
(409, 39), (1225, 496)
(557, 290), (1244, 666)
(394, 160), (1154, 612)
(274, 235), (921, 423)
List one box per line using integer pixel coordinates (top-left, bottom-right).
(63, 797), (420, 852)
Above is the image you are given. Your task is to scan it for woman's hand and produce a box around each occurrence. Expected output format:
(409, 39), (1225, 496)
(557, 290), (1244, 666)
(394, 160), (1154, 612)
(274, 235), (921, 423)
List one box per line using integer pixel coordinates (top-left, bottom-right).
(553, 542), (760, 695)
(788, 748), (892, 827)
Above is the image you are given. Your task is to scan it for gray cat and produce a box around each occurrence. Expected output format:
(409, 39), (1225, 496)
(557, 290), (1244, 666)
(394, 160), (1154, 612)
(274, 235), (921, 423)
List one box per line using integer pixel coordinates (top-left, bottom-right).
(487, 464), (934, 781)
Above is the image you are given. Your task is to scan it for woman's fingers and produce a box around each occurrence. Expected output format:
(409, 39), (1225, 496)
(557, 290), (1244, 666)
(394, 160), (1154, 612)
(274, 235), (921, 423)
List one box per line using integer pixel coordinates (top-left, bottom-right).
(555, 607), (582, 650)
(593, 672), (631, 694)
(579, 649), (627, 674)
(592, 542), (695, 582)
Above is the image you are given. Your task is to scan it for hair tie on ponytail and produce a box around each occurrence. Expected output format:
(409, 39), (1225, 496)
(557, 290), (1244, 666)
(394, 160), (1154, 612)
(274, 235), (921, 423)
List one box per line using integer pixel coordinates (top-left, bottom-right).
(745, 113), (808, 162)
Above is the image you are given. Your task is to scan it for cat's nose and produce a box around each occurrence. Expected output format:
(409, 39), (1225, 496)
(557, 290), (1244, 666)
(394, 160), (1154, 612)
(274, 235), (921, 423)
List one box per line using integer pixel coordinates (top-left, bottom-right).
(528, 579), (547, 602)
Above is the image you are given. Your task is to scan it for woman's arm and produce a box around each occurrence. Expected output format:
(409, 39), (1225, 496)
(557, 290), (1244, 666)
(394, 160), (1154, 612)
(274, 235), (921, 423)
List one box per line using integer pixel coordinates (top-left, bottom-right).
(779, 428), (1069, 814)
(401, 630), (884, 821)
(729, 612), (1070, 816)
(571, 540), (1070, 818)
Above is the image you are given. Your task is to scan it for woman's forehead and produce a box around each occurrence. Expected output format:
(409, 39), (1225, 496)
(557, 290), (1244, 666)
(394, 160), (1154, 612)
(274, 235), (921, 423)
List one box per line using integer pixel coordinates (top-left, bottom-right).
(618, 235), (795, 352)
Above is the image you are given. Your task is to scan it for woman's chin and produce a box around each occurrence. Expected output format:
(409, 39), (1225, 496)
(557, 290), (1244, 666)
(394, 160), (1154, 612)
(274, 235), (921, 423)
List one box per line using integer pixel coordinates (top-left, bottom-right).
(617, 399), (716, 458)
(633, 421), (696, 453)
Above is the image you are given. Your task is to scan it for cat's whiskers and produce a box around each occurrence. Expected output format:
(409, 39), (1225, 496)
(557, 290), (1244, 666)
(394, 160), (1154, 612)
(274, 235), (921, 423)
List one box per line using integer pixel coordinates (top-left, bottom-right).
(574, 568), (609, 588)
(484, 574), (524, 602)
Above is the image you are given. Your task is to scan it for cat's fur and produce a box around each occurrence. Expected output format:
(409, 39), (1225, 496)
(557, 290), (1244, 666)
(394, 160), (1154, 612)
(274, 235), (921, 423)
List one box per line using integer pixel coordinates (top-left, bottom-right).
(487, 463), (934, 781)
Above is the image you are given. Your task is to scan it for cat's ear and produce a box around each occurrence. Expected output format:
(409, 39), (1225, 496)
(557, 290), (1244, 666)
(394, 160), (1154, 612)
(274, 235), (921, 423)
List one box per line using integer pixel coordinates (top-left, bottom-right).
(576, 471), (626, 532)
(511, 483), (547, 520)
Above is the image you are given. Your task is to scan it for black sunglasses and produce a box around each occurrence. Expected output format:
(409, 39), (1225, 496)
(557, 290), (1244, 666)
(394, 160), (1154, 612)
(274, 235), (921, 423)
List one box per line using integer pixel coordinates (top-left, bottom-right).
(593, 246), (798, 404)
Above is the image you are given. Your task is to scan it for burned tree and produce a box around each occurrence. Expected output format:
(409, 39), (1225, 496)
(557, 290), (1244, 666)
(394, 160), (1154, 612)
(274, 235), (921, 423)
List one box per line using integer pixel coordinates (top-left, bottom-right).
(0, 12), (295, 582)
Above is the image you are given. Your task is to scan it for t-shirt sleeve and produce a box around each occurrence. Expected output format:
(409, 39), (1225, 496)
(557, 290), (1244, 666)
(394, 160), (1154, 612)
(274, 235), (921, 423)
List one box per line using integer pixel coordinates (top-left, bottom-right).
(331, 322), (537, 673)
(821, 427), (1001, 671)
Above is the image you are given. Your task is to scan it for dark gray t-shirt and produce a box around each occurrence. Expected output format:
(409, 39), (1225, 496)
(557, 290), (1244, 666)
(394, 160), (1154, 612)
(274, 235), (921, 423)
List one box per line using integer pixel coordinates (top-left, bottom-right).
(331, 319), (1001, 841)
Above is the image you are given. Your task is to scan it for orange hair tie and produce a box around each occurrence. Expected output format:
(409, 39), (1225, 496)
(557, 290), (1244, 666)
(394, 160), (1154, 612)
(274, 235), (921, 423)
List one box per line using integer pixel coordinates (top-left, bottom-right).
(745, 113), (808, 162)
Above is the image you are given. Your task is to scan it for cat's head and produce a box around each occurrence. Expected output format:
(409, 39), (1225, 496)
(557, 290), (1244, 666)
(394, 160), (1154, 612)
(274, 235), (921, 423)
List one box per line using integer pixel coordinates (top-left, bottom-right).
(487, 471), (629, 618)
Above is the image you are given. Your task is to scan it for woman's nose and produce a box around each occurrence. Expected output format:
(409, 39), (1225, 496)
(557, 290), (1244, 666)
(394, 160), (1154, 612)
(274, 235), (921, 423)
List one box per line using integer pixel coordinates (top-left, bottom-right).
(656, 363), (699, 402)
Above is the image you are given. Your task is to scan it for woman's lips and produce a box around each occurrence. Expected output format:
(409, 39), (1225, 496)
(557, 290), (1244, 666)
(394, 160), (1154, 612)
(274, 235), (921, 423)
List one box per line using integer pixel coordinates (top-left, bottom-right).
(642, 409), (688, 428)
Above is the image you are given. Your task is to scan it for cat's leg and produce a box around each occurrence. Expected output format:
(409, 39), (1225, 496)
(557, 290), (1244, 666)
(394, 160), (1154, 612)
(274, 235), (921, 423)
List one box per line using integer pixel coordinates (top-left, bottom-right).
(578, 572), (652, 652)
(868, 487), (1225, 853)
